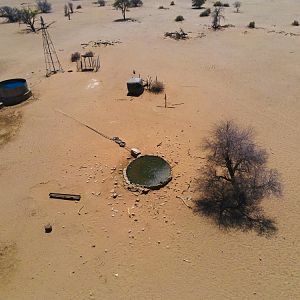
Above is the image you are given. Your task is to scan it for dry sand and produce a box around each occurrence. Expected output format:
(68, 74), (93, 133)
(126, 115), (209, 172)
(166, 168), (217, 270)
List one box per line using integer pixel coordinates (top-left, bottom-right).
(0, 0), (299, 299)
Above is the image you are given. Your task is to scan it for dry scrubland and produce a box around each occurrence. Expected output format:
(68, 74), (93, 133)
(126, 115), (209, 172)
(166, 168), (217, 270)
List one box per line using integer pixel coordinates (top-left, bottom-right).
(0, 0), (300, 299)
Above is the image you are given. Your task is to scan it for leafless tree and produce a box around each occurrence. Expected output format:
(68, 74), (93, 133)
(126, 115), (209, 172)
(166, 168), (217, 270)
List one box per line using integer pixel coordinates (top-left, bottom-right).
(195, 120), (282, 235)
(211, 6), (224, 30)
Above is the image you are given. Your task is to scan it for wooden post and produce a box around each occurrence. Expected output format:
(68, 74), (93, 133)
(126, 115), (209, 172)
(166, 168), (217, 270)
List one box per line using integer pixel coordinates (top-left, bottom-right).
(164, 93), (167, 108)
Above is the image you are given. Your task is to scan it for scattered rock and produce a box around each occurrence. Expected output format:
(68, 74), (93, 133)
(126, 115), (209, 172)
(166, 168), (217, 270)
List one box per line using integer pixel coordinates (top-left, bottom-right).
(44, 223), (52, 233)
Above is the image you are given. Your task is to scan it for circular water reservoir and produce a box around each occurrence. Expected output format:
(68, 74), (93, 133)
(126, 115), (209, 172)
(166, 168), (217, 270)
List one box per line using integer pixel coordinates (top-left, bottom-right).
(0, 78), (32, 106)
(125, 155), (172, 189)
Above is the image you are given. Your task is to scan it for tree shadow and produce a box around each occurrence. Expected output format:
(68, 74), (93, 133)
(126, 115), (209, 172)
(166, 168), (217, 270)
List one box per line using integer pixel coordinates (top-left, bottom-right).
(113, 18), (137, 22)
(194, 198), (278, 237)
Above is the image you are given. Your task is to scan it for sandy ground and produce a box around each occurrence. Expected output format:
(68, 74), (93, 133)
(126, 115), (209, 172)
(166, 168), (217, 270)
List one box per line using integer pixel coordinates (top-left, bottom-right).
(0, 0), (300, 299)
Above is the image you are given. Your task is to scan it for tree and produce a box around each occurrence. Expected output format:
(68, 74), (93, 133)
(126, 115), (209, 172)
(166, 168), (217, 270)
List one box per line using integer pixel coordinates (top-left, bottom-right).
(192, 0), (206, 9)
(211, 6), (224, 30)
(196, 120), (282, 234)
(0, 6), (21, 23)
(233, 1), (241, 13)
(19, 8), (39, 32)
(113, 0), (130, 20)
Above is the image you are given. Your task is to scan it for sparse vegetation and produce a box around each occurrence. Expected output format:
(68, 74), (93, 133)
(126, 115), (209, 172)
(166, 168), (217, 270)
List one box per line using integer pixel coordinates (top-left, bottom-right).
(233, 1), (241, 13)
(195, 120), (282, 235)
(212, 6), (224, 30)
(149, 79), (165, 94)
(71, 52), (81, 62)
(192, 0), (206, 9)
(223, 3), (230, 7)
(170, 1), (175, 6)
(36, 0), (52, 13)
(113, 0), (130, 20)
(214, 1), (223, 6)
(292, 20), (299, 26)
(175, 15), (184, 22)
(19, 8), (39, 32)
(200, 8), (211, 17)
(0, 6), (21, 23)
(98, 0), (106, 6)
(129, 0), (143, 7)
(158, 5), (165, 9)
(248, 21), (255, 28)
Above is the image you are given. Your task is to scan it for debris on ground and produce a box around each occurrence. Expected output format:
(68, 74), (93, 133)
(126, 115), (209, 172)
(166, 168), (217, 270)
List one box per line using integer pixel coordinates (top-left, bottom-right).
(164, 28), (188, 40)
(81, 40), (121, 48)
(49, 193), (81, 201)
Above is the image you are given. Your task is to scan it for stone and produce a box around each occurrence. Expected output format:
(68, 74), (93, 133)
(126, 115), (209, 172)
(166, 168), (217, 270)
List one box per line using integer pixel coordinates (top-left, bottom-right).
(44, 223), (52, 233)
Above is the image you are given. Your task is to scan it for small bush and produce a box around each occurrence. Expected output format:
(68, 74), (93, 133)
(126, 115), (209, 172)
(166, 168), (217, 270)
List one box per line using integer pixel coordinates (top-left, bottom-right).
(36, 0), (52, 13)
(71, 52), (81, 62)
(149, 80), (164, 94)
(248, 21), (255, 28)
(0, 6), (21, 23)
(170, 1), (175, 5)
(84, 51), (94, 57)
(158, 5), (164, 9)
(223, 3), (229, 7)
(292, 20), (299, 26)
(192, 0), (206, 9)
(76, 5), (82, 9)
(98, 0), (106, 6)
(214, 1), (222, 6)
(129, 0), (143, 7)
(19, 8), (39, 32)
(200, 8), (210, 17)
(175, 15), (184, 22)
(233, 1), (241, 12)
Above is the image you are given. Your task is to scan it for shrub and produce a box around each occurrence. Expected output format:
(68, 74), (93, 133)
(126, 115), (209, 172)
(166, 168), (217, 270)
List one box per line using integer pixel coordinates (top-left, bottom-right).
(158, 5), (164, 9)
(223, 3), (229, 7)
(71, 52), (80, 62)
(149, 80), (164, 94)
(175, 15), (184, 22)
(170, 1), (175, 5)
(292, 20), (299, 26)
(192, 0), (206, 9)
(129, 0), (143, 7)
(84, 51), (94, 57)
(36, 0), (52, 13)
(0, 6), (21, 23)
(200, 8), (210, 17)
(98, 0), (106, 6)
(76, 5), (82, 9)
(233, 1), (241, 12)
(19, 8), (39, 32)
(214, 1), (223, 6)
(248, 21), (255, 28)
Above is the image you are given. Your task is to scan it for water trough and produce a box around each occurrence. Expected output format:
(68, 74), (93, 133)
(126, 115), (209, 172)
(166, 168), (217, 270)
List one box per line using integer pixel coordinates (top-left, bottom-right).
(0, 78), (32, 106)
(124, 155), (172, 190)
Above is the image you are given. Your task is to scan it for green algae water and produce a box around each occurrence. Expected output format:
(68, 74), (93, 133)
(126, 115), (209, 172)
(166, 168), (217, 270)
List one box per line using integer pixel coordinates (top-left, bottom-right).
(125, 155), (172, 189)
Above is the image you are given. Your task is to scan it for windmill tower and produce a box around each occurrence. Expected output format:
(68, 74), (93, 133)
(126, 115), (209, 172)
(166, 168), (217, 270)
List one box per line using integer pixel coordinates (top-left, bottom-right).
(40, 17), (63, 77)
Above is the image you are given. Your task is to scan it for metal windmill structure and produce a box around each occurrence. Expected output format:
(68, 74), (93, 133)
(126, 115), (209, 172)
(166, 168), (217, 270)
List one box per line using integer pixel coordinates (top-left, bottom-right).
(40, 17), (63, 77)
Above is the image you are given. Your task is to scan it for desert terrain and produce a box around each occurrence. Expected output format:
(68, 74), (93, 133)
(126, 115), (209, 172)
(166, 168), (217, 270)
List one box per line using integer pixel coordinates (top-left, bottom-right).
(0, 0), (299, 299)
